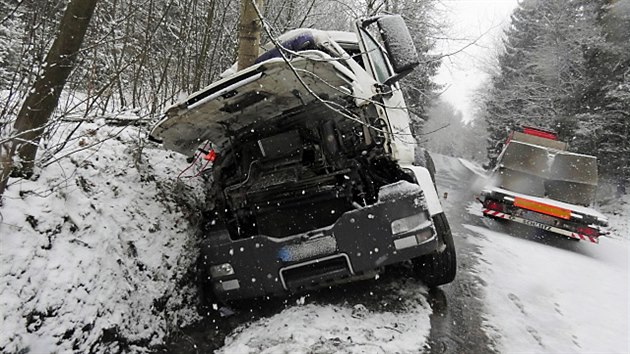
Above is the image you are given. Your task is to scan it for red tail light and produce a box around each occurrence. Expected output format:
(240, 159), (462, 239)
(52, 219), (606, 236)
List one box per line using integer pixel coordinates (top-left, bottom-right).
(485, 200), (504, 212)
(576, 226), (599, 237)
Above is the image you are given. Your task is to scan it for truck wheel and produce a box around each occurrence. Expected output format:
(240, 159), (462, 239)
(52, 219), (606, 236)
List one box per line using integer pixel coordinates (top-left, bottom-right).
(412, 213), (457, 287)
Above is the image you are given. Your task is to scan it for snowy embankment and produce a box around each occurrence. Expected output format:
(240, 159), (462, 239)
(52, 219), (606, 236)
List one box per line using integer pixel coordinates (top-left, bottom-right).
(452, 157), (629, 353)
(0, 117), (204, 353)
(219, 279), (432, 353)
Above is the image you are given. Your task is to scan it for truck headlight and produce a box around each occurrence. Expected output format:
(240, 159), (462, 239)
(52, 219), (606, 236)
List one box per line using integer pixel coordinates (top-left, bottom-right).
(209, 263), (235, 278)
(391, 213), (428, 235)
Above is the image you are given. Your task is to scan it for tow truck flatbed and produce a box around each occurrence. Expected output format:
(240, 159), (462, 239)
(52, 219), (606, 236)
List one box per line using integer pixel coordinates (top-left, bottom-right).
(480, 127), (608, 244)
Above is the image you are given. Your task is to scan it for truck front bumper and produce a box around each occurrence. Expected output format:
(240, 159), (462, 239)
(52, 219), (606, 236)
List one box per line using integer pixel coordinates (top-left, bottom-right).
(201, 185), (438, 301)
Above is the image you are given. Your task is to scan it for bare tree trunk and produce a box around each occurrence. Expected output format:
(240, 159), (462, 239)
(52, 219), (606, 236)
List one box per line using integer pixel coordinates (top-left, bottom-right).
(192, 0), (217, 91)
(0, 0), (98, 197)
(237, 0), (263, 70)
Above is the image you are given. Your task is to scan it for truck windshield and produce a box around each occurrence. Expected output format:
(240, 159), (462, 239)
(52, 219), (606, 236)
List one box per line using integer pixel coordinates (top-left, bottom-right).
(359, 28), (391, 83)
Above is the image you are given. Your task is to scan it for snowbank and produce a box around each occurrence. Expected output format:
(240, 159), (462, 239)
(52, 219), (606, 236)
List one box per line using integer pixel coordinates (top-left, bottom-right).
(0, 120), (204, 353)
(219, 280), (432, 353)
(598, 193), (630, 241)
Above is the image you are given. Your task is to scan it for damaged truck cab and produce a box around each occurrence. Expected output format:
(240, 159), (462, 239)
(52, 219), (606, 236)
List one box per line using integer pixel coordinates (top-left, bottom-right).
(150, 15), (456, 301)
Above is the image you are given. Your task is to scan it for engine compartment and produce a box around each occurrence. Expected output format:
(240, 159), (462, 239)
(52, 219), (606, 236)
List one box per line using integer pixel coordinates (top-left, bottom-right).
(209, 103), (414, 239)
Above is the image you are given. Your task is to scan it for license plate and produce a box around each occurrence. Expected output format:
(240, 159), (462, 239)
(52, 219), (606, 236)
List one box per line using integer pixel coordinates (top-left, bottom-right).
(516, 209), (556, 225)
(517, 217), (553, 231)
(278, 235), (337, 262)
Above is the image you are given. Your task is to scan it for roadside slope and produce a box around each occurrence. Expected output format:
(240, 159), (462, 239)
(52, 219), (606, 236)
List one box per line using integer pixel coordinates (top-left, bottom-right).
(0, 120), (203, 353)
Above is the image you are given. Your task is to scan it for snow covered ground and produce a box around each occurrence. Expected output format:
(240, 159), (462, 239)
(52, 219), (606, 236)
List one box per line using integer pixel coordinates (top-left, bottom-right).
(0, 118), (205, 353)
(218, 279), (432, 353)
(466, 223), (629, 353)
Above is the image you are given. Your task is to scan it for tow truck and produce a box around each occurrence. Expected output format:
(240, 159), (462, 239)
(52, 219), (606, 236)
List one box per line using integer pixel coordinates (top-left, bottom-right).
(479, 127), (608, 243)
(150, 15), (456, 302)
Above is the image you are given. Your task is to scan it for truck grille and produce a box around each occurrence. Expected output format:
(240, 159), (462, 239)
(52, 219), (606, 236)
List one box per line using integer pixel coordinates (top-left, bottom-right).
(279, 254), (354, 290)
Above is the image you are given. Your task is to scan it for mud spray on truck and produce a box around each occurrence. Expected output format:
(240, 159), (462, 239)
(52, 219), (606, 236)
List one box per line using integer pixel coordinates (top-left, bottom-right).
(150, 15), (456, 302)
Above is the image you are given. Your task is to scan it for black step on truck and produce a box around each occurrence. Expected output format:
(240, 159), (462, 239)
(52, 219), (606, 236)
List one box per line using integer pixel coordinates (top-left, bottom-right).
(150, 15), (456, 302)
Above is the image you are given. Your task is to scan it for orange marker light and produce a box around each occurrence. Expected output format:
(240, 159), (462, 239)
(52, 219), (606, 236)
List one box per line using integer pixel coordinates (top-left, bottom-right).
(514, 197), (571, 220)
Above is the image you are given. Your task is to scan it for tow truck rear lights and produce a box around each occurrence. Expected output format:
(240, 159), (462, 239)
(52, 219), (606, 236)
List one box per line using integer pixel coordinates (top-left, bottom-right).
(576, 226), (599, 237)
(485, 200), (504, 212)
(513, 197), (571, 220)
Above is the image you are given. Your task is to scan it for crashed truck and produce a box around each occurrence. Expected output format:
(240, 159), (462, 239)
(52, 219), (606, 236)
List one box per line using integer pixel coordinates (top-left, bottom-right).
(479, 127), (608, 244)
(150, 15), (456, 302)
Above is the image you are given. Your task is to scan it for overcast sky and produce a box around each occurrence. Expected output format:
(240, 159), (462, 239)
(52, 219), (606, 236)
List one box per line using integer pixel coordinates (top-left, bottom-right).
(434, 0), (519, 122)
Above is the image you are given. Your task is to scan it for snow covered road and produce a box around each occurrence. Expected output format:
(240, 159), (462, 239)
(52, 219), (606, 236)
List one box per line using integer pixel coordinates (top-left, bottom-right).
(465, 223), (628, 353)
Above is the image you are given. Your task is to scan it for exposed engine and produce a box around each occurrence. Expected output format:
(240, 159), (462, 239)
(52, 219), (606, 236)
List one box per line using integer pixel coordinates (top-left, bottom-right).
(209, 104), (413, 239)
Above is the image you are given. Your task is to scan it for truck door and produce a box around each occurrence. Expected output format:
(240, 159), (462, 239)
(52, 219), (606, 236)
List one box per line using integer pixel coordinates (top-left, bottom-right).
(354, 21), (416, 164)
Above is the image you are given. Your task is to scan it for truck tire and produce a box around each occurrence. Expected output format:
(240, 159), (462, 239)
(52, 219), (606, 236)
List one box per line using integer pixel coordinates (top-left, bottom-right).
(412, 212), (457, 287)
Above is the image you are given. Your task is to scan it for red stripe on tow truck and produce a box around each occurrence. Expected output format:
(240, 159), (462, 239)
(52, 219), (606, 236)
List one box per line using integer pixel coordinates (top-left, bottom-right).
(571, 232), (599, 244)
(513, 197), (571, 220)
(483, 208), (506, 218)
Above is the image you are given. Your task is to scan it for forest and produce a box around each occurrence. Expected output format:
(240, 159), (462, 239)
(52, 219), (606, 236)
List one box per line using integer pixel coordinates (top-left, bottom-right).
(482, 0), (629, 193)
(0, 1), (628, 353)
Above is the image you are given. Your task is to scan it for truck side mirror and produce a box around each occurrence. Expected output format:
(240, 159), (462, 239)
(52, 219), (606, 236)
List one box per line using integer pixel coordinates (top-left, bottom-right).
(375, 15), (419, 84)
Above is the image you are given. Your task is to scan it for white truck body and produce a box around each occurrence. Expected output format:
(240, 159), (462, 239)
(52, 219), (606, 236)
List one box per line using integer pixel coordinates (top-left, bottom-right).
(150, 16), (455, 301)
